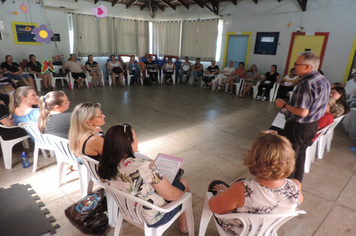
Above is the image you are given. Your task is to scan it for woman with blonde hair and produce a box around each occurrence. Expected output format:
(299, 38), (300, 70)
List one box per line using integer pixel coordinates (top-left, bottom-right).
(9, 86), (39, 125)
(38, 91), (71, 138)
(69, 102), (105, 160)
(208, 133), (303, 235)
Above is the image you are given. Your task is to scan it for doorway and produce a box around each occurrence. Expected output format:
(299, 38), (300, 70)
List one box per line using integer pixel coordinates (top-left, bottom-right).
(284, 32), (329, 76)
(223, 32), (252, 69)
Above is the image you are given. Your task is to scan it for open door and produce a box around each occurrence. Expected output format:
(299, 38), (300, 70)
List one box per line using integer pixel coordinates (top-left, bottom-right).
(284, 32), (329, 76)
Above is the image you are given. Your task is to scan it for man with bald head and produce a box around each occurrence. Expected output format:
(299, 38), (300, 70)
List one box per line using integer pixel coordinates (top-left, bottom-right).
(275, 51), (330, 182)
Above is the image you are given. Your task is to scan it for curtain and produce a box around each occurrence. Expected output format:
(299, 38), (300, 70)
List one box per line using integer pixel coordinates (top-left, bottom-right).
(152, 22), (181, 57)
(181, 20), (219, 61)
(138, 21), (148, 58)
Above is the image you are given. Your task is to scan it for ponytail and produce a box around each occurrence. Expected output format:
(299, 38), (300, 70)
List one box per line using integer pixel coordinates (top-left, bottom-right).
(9, 86), (33, 119)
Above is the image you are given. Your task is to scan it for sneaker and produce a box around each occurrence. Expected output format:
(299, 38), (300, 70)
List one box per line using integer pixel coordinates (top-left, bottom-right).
(261, 96), (267, 102)
(256, 95), (262, 101)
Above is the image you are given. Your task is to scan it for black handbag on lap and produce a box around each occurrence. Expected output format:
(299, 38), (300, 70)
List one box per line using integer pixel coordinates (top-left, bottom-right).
(64, 188), (108, 235)
(112, 67), (123, 73)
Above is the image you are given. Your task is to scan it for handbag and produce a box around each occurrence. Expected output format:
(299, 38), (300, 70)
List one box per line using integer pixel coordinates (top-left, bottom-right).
(112, 67), (123, 73)
(64, 188), (108, 235)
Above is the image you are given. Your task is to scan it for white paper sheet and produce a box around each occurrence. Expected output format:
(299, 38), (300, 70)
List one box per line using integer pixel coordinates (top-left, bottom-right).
(154, 153), (183, 184)
(271, 112), (286, 129)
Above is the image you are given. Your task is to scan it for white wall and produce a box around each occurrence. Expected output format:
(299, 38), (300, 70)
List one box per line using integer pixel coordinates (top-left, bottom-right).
(1, 0), (355, 83)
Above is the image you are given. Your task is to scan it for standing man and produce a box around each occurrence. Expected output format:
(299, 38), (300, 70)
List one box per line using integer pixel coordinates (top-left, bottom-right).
(275, 51), (330, 182)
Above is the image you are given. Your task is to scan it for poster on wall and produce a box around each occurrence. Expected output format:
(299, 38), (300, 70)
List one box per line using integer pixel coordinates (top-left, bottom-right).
(11, 21), (40, 45)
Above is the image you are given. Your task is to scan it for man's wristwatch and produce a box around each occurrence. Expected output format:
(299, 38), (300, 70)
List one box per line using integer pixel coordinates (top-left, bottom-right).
(283, 103), (287, 109)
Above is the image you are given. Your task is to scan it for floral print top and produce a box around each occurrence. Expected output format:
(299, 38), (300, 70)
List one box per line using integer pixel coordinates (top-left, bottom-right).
(218, 178), (300, 235)
(108, 157), (166, 225)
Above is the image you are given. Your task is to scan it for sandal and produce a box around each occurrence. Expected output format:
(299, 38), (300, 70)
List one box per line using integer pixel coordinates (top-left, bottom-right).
(239, 94), (246, 98)
(180, 229), (189, 234)
(228, 92), (233, 95)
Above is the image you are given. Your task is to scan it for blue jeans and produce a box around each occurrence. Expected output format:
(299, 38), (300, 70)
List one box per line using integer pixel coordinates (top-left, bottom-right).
(192, 71), (203, 85)
(8, 73), (31, 81)
(130, 69), (140, 83)
(147, 181), (186, 228)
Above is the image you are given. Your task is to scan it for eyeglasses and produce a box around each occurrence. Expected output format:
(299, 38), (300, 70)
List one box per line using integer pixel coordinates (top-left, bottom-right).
(294, 62), (310, 67)
(92, 113), (104, 119)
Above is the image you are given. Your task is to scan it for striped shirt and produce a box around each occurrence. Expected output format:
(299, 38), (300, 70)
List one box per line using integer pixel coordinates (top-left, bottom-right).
(285, 70), (330, 123)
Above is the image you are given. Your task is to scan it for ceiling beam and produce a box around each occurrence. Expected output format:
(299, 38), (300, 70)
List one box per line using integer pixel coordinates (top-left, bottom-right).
(253, 0), (258, 4)
(148, 0), (155, 18)
(176, 0), (189, 9)
(231, 0), (237, 5)
(296, 0), (307, 11)
(150, 0), (164, 11)
(202, 0), (219, 15)
(161, 0), (176, 10)
(111, 0), (119, 7)
(94, 0), (99, 4)
(140, 2), (149, 10)
(193, 0), (204, 8)
(126, 0), (137, 9)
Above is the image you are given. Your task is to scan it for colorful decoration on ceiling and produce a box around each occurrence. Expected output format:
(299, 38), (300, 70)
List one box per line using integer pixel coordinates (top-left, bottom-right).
(19, 3), (28, 13)
(32, 24), (54, 44)
(12, 0), (18, 15)
(41, 60), (55, 74)
(91, 5), (108, 18)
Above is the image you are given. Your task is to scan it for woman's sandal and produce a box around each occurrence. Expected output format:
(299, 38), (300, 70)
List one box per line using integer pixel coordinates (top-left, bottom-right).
(228, 91), (233, 95)
(180, 229), (189, 234)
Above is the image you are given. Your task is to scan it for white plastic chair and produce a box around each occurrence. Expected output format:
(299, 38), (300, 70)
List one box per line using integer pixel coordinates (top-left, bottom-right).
(200, 74), (217, 89)
(199, 192), (306, 236)
(127, 70), (143, 85)
(79, 155), (117, 227)
(0, 124), (30, 169)
(44, 134), (91, 198)
(103, 182), (194, 236)
(25, 68), (43, 92)
(234, 78), (245, 96)
(51, 66), (68, 89)
(317, 115), (345, 159)
(304, 124), (332, 173)
(144, 69), (161, 84)
(67, 72), (89, 90)
(86, 71), (105, 87)
(18, 122), (55, 173)
(288, 85), (299, 103)
(161, 70), (177, 84)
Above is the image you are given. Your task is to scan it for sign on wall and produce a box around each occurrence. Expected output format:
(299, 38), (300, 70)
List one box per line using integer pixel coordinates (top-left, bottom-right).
(11, 21), (40, 45)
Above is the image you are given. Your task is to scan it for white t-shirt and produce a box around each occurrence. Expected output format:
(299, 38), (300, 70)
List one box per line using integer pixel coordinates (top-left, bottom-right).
(223, 67), (235, 76)
(345, 79), (356, 97)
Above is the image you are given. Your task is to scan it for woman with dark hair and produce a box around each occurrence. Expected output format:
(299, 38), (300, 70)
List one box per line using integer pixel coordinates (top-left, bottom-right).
(330, 87), (350, 117)
(275, 68), (299, 99)
(144, 56), (159, 86)
(38, 91), (71, 138)
(26, 54), (53, 91)
(85, 55), (103, 88)
(256, 64), (280, 102)
(107, 55), (123, 87)
(208, 133), (303, 235)
(162, 57), (176, 86)
(62, 54), (87, 89)
(98, 124), (190, 233)
(126, 55), (141, 86)
(218, 62), (246, 94)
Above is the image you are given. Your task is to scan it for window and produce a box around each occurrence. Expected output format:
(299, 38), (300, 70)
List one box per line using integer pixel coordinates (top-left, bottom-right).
(254, 32), (280, 55)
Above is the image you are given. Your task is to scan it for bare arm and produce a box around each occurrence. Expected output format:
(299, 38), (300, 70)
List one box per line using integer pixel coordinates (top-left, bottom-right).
(26, 67), (39, 75)
(85, 64), (91, 71)
(152, 177), (184, 201)
(173, 64), (176, 70)
(0, 116), (14, 127)
(209, 181), (244, 214)
(275, 99), (309, 117)
(80, 64), (87, 73)
(275, 75), (280, 84)
(84, 135), (104, 156)
(237, 69), (246, 77)
(292, 179), (303, 204)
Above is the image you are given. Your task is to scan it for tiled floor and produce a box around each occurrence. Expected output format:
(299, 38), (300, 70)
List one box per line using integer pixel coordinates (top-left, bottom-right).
(0, 82), (355, 236)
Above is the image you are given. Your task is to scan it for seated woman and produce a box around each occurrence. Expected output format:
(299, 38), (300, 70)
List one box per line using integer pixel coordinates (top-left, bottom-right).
(69, 102), (105, 161)
(208, 133), (303, 235)
(179, 56), (192, 85)
(255, 64), (280, 102)
(26, 54), (53, 91)
(98, 124), (190, 233)
(1, 55), (36, 89)
(239, 64), (262, 98)
(85, 55), (103, 88)
(0, 101), (28, 141)
(192, 58), (203, 87)
(0, 68), (19, 89)
(107, 55), (124, 87)
(162, 57), (177, 86)
(276, 68), (299, 99)
(144, 56), (159, 86)
(208, 61), (235, 92)
(330, 87), (350, 118)
(38, 91), (71, 139)
(202, 60), (219, 89)
(126, 55), (141, 86)
(218, 62), (246, 94)
(63, 54), (87, 90)
(312, 97), (335, 142)
(9, 86), (39, 126)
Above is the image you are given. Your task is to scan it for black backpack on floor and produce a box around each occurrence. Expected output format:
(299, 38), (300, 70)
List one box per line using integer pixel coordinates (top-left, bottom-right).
(64, 188), (108, 235)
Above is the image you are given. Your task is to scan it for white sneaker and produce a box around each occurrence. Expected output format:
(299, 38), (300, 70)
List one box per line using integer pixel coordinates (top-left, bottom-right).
(256, 95), (262, 101)
(261, 96), (267, 102)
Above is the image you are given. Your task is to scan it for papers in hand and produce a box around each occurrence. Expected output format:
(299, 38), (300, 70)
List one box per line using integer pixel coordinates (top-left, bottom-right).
(154, 153), (183, 184)
(271, 112), (286, 129)
(284, 82), (292, 86)
(264, 80), (271, 84)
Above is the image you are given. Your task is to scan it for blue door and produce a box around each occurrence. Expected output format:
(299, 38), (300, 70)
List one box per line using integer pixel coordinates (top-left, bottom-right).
(225, 35), (249, 68)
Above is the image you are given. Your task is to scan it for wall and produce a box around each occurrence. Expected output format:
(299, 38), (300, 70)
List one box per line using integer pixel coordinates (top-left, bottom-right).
(1, 0), (356, 83)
